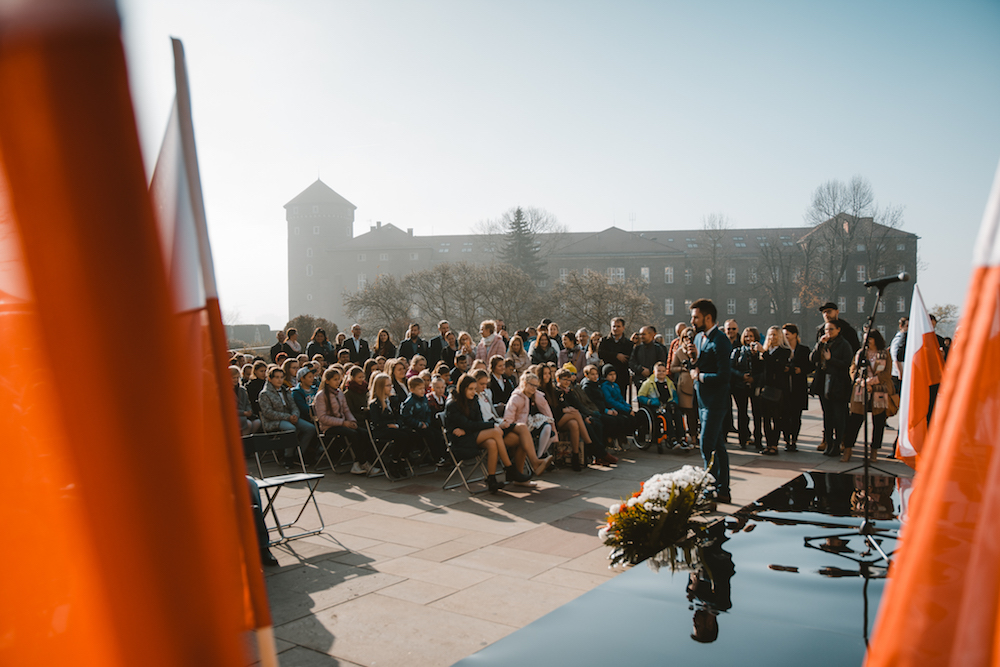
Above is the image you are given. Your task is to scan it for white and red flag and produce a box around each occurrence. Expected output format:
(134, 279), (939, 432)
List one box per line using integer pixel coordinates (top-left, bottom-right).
(894, 284), (945, 468)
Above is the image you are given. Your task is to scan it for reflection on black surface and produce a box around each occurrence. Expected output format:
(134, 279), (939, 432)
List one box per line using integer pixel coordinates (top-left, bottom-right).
(454, 473), (905, 667)
(686, 521), (734, 643)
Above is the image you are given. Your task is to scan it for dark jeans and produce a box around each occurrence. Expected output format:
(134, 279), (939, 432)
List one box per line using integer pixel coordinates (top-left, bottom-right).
(699, 405), (730, 495)
(412, 426), (447, 460)
(783, 408), (804, 445)
(845, 410), (887, 451)
(759, 397), (785, 450)
(246, 476), (269, 553)
(823, 399), (848, 451)
(732, 390), (762, 446)
(584, 415), (607, 458)
(680, 406), (700, 441)
(323, 424), (375, 464)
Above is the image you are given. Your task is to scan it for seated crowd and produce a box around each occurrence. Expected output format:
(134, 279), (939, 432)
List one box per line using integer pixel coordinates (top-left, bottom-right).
(235, 303), (918, 494)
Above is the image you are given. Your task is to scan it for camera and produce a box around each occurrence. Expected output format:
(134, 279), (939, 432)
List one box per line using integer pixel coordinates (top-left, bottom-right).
(681, 359), (694, 371)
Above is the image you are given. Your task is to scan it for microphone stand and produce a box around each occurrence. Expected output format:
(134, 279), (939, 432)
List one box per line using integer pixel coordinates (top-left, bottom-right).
(829, 282), (900, 562)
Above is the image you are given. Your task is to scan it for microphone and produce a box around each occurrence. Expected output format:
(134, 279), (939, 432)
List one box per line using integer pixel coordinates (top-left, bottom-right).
(864, 272), (910, 289)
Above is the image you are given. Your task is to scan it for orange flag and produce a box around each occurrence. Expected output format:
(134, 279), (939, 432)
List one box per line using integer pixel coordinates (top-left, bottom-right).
(866, 159), (1000, 666)
(0, 3), (253, 665)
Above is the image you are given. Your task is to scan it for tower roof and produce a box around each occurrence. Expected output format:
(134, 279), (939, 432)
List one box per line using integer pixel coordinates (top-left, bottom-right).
(284, 179), (356, 210)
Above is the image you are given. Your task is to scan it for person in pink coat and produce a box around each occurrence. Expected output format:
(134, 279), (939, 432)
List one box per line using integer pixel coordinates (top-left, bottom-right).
(475, 319), (507, 363)
(503, 372), (557, 469)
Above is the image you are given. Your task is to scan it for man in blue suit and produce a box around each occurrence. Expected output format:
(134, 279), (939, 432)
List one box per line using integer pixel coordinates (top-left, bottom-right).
(688, 298), (733, 504)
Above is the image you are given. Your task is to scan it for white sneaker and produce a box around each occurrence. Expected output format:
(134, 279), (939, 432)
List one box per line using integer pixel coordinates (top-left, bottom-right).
(351, 462), (365, 475)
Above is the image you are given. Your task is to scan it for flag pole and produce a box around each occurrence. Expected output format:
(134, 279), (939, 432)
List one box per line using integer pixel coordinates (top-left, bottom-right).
(170, 37), (278, 666)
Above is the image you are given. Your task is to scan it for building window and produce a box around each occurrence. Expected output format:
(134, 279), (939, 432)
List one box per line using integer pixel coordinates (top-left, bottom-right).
(749, 266), (758, 284)
(897, 296), (906, 313)
(313, 226), (320, 235)
(857, 296), (865, 313)
(665, 298), (674, 316)
(857, 244), (865, 251)
(877, 299), (885, 313)
(379, 253), (389, 261)
(686, 237), (698, 248)
(357, 274), (367, 290)
(559, 268), (569, 283)
(462, 242), (473, 253)
(792, 298), (801, 313)
(410, 252), (418, 261)
(838, 296), (847, 312)
(877, 325), (886, 337)
(664, 266), (674, 284)
(538, 279), (548, 288)
(306, 247), (313, 258)
(312, 205), (320, 214)
(840, 270), (847, 283)
(358, 253), (366, 261)
(769, 299), (776, 314)
(294, 226), (300, 236)
(684, 299), (693, 312)
(727, 298), (736, 315)
(306, 293), (313, 301)
(640, 267), (650, 283)
(685, 268), (693, 285)
(607, 267), (625, 284)
(780, 235), (794, 246)
(897, 243), (905, 251)
(749, 298), (758, 315)
(305, 264), (313, 277)
(705, 268), (712, 285)
(733, 236), (746, 248)
(857, 265), (867, 282)
(727, 267), (736, 284)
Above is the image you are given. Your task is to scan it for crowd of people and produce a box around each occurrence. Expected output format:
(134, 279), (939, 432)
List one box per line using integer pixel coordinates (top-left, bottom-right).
(232, 297), (941, 501)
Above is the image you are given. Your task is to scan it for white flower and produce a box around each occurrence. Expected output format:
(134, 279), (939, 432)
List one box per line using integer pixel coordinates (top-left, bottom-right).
(609, 503), (621, 515)
(598, 526), (609, 541)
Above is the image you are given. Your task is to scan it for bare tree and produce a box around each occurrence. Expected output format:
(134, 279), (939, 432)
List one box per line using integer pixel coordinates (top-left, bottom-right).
(342, 275), (412, 342)
(554, 270), (652, 333)
(929, 303), (960, 337)
(698, 213), (732, 303)
(283, 314), (339, 340)
(404, 262), (469, 330)
(802, 176), (905, 301)
(754, 234), (797, 324)
(476, 263), (542, 330)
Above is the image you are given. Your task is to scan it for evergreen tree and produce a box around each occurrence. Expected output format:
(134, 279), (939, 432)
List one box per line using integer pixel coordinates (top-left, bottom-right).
(499, 206), (546, 283)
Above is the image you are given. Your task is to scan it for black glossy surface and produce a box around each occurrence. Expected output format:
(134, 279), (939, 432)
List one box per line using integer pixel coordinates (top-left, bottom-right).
(454, 473), (904, 667)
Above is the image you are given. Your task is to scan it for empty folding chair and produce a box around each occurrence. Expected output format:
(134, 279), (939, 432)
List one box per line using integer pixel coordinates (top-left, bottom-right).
(243, 430), (325, 546)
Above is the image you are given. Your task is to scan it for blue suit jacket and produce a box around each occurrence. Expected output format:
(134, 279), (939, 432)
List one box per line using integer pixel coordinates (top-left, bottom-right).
(694, 326), (733, 410)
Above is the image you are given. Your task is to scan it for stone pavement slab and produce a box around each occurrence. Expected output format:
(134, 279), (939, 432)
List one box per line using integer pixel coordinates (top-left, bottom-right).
(255, 399), (913, 666)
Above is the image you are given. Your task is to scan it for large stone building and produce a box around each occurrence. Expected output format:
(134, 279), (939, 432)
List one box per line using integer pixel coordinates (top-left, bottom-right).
(286, 179), (919, 339)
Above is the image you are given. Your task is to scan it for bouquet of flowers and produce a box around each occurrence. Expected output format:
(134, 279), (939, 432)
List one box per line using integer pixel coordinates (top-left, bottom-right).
(599, 465), (715, 570)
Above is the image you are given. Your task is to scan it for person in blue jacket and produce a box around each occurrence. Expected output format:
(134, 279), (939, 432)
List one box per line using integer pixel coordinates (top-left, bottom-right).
(401, 376), (447, 466)
(600, 364), (638, 447)
(688, 298), (733, 504)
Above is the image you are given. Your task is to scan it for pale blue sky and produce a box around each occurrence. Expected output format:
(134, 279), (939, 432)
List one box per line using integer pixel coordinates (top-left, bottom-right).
(120, 0), (1000, 329)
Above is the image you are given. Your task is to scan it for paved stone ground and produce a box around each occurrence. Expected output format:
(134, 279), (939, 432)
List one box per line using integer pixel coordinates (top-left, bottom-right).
(252, 399), (913, 667)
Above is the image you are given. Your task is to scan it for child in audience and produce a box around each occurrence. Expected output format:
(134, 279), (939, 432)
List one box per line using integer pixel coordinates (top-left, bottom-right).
(368, 372), (409, 477)
(450, 354), (470, 385)
(231, 365), (260, 435)
(427, 375), (448, 414)
(401, 376), (447, 466)
(314, 367), (377, 475)
(638, 361), (686, 451)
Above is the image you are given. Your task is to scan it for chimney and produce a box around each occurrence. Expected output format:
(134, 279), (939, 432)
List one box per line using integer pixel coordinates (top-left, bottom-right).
(370, 225), (376, 233)
(407, 228), (413, 236)
(376, 221), (382, 228)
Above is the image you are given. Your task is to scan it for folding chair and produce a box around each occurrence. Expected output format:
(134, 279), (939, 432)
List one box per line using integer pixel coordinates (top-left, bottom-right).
(365, 420), (412, 481)
(243, 430), (325, 546)
(438, 412), (489, 493)
(310, 405), (355, 473)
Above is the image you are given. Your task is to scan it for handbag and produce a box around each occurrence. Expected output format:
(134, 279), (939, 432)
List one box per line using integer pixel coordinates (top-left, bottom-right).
(885, 392), (900, 417)
(758, 385), (782, 403)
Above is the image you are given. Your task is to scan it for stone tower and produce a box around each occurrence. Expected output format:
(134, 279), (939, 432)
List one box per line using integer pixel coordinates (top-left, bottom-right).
(284, 179), (356, 322)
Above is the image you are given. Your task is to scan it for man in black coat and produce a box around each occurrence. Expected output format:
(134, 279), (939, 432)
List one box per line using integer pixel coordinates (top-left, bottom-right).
(269, 331), (286, 363)
(599, 317), (634, 400)
(426, 320), (450, 368)
(629, 326), (667, 390)
(344, 323), (371, 364)
(398, 323), (429, 361)
(813, 302), (860, 452)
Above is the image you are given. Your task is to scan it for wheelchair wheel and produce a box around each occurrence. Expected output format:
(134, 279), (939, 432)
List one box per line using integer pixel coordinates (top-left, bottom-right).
(635, 409), (654, 450)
